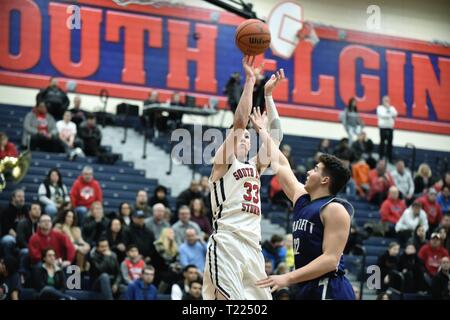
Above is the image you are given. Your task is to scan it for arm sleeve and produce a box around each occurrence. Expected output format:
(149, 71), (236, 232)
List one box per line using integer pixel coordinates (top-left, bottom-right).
(23, 113), (38, 135)
(38, 183), (53, 206)
(120, 261), (131, 284)
(265, 95), (283, 144)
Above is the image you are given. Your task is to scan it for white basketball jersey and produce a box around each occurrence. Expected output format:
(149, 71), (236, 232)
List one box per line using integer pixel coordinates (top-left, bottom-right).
(209, 156), (262, 249)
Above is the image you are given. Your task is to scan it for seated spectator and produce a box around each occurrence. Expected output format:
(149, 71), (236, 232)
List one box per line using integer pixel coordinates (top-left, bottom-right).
(437, 186), (450, 214)
(380, 186), (406, 236)
(368, 159), (394, 205)
(333, 138), (354, 162)
(28, 214), (75, 266)
(32, 248), (74, 300)
(344, 222), (367, 255)
(199, 176), (212, 215)
(436, 226), (450, 253)
(125, 265), (158, 300)
(270, 175), (291, 208)
(434, 172), (450, 193)
(437, 215), (450, 251)
(273, 287), (291, 300)
(390, 159), (415, 204)
(57, 111), (84, 160)
(351, 131), (375, 168)
(182, 280), (202, 300)
(89, 237), (122, 300)
(281, 144), (296, 169)
(189, 199), (212, 238)
(38, 168), (70, 218)
(417, 188), (443, 232)
(118, 202), (132, 227)
(172, 206), (202, 246)
(54, 209), (90, 271)
(317, 138), (331, 154)
(352, 157), (370, 197)
(376, 292), (391, 300)
(395, 201), (429, 245)
(149, 185), (170, 208)
(120, 244), (145, 285)
(265, 258), (273, 276)
(16, 203), (42, 277)
(104, 218), (129, 263)
(133, 190), (151, 217)
(69, 95), (87, 127)
(414, 163), (434, 197)
(70, 166), (103, 223)
(431, 256), (450, 299)
(82, 201), (109, 247)
(398, 243), (426, 293)
(0, 256), (20, 300)
(153, 228), (180, 292)
(37, 77), (69, 120)
(179, 228), (207, 273)
(262, 234), (287, 271)
(418, 232), (449, 277)
(170, 264), (199, 300)
(176, 181), (202, 211)
(377, 242), (400, 291)
(1, 189), (28, 257)
(145, 203), (170, 240)
(0, 132), (18, 160)
(22, 101), (63, 152)
(127, 210), (157, 264)
(78, 113), (102, 156)
(409, 225), (427, 251)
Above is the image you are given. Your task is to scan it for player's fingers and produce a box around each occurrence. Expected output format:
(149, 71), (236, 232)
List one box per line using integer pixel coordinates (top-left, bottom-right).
(251, 55), (256, 67)
(271, 285), (279, 293)
(280, 68), (285, 79)
(255, 279), (272, 287)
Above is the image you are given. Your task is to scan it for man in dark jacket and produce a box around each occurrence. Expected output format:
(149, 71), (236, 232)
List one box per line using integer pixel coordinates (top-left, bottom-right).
(15, 203), (41, 282)
(127, 211), (156, 264)
(176, 181), (202, 211)
(38, 78), (69, 120)
(78, 114), (102, 156)
(82, 203), (109, 247)
(89, 237), (122, 300)
(431, 256), (450, 300)
(0, 189), (28, 257)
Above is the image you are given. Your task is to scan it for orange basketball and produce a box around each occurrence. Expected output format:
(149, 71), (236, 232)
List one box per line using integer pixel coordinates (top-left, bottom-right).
(235, 19), (271, 56)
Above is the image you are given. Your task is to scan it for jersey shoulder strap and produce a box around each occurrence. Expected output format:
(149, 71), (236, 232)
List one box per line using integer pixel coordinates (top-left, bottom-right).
(319, 197), (354, 220)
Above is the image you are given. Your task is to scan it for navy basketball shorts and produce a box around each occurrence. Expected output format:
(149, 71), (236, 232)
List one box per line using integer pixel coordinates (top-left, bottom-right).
(294, 275), (355, 300)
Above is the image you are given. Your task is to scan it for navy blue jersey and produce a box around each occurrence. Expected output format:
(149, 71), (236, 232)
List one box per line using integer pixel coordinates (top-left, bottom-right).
(292, 194), (354, 274)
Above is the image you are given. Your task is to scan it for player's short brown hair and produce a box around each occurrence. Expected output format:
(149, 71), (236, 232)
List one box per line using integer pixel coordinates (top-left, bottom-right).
(318, 154), (351, 195)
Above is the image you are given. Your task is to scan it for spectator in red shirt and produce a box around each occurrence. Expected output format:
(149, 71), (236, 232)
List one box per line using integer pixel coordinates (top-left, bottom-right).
(417, 188), (443, 232)
(418, 232), (449, 277)
(0, 132), (18, 160)
(70, 165), (103, 224)
(380, 186), (406, 237)
(28, 214), (75, 266)
(368, 159), (394, 205)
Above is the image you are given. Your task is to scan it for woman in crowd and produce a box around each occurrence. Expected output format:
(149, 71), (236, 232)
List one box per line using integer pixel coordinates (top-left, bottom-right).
(38, 168), (71, 218)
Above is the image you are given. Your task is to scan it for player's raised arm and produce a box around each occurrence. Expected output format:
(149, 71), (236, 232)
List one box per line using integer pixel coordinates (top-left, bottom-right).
(211, 56), (258, 182)
(250, 108), (306, 203)
(264, 68), (285, 146)
(256, 202), (351, 291)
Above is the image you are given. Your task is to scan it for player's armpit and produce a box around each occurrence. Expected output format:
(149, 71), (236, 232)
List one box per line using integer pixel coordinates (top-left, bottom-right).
(321, 203), (352, 265)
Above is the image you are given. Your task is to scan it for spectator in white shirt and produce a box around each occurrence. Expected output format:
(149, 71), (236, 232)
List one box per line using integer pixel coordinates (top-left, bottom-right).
(56, 111), (84, 160)
(395, 201), (429, 245)
(377, 96), (397, 163)
(391, 159), (415, 204)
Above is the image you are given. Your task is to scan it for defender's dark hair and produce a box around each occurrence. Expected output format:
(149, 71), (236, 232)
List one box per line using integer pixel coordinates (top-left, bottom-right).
(318, 154), (351, 195)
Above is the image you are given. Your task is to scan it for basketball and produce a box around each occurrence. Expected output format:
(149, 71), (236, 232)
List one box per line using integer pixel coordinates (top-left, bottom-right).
(235, 19), (271, 55)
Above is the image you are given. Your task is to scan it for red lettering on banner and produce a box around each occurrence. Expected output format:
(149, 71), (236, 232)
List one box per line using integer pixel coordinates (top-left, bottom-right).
(49, 3), (102, 78)
(386, 50), (407, 116)
(292, 42), (335, 107)
(167, 20), (217, 93)
(339, 45), (380, 112)
(412, 55), (450, 121)
(0, 0), (41, 70)
(257, 57), (289, 101)
(106, 11), (162, 84)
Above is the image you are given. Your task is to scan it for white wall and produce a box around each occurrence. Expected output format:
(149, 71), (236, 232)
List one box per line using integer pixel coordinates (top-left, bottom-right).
(1, 85), (449, 152)
(187, 0), (450, 42)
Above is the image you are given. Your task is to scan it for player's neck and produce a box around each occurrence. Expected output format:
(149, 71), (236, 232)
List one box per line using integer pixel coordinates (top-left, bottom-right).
(309, 188), (332, 201)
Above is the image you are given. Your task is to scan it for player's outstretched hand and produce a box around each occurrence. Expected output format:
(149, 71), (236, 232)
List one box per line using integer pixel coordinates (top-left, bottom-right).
(249, 106), (267, 133)
(256, 274), (290, 292)
(264, 68), (285, 96)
